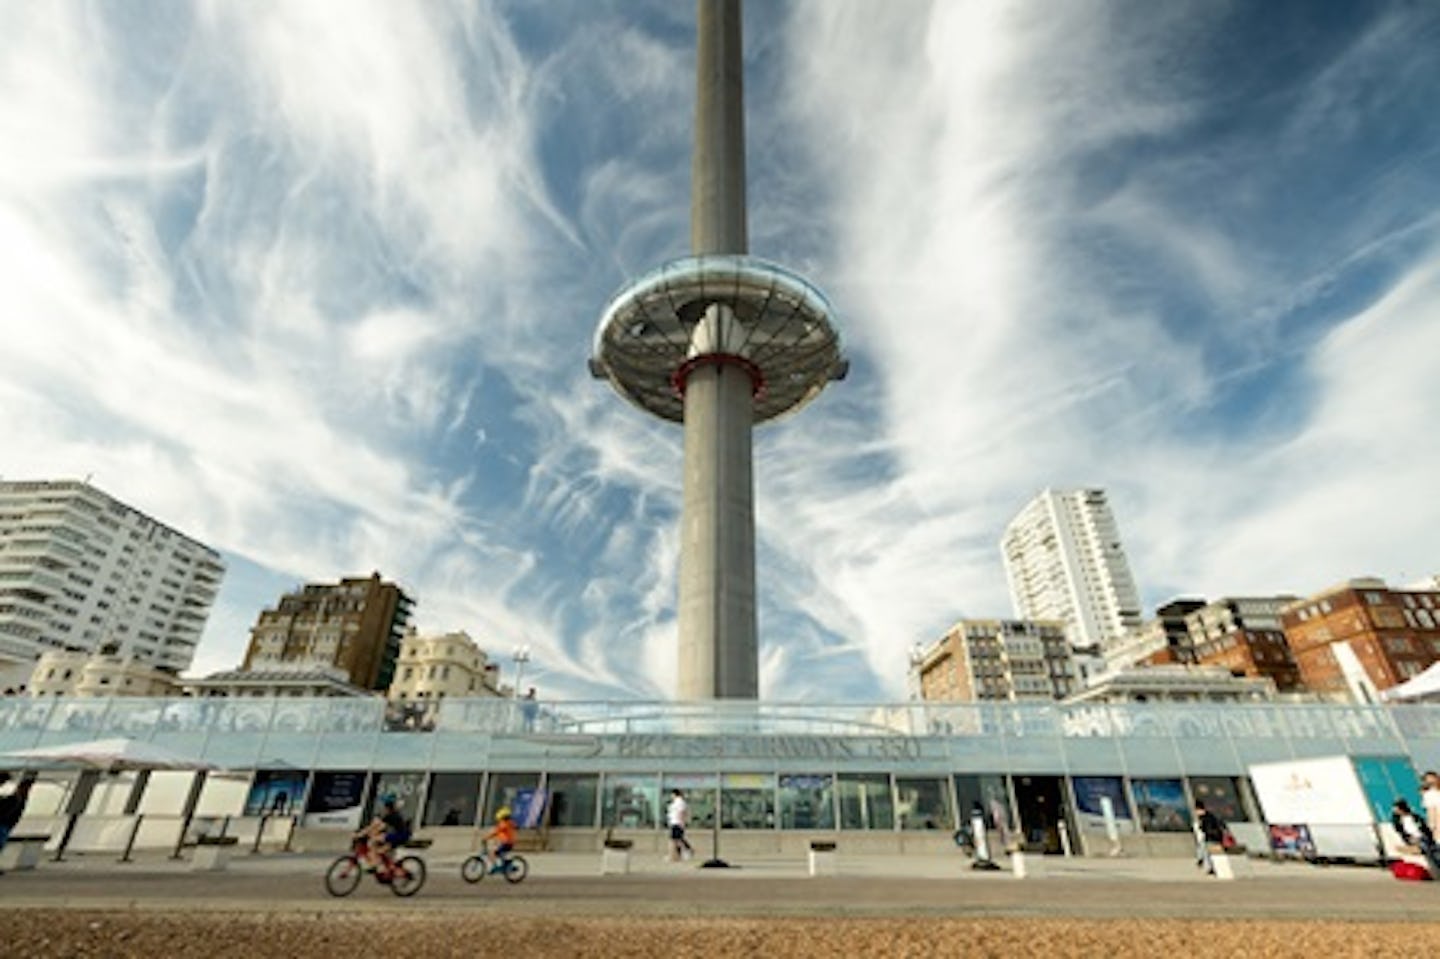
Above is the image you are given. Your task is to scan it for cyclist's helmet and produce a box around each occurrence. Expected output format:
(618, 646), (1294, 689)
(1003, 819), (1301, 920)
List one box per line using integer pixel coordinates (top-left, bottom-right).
(495, 806), (512, 821)
(381, 793), (399, 807)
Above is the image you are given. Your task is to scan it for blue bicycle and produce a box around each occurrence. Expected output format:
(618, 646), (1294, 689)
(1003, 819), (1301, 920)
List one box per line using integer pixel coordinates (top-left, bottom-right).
(461, 840), (528, 884)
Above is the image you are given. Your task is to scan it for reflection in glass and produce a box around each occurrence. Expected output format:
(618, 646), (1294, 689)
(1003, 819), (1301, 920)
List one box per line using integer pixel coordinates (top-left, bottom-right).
(779, 774), (834, 829)
(424, 773), (481, 827)
(720, 773), (773, 830)
(601, 773), (659, 828)
(895, 777), (953, 831)
(662, 774), (717, 830)
(546, 773), (600, 828)
(838, 774), (893, 830)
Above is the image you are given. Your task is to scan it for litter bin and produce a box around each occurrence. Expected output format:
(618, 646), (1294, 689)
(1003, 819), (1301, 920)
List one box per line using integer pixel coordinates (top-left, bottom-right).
(808, 840), (837, 877)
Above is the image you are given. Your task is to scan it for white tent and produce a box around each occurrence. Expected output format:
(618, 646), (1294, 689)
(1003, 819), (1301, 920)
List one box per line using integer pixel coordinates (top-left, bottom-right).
(1381, 662), (1440, 703)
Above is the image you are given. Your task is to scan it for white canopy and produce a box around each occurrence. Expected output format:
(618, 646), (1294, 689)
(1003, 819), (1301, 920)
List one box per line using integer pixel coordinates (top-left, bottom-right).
(1, 736), (213, 771)
(1381, 661), (1440, 703)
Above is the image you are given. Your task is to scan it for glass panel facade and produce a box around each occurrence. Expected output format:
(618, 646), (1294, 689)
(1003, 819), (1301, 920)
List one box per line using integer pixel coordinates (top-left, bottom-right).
(546, 773), (599, 828)
(895, 777), (953, 831)
(720, 773), (774, 830)
(662, 774), (717, 830)
(1187, 776), (1247, 824)
(953, 774), (1015, 846)
(778, 774), (834, 829)
(424, 773), (481, 827)
(602, 773), (659, 828)
(483, 772), (540, 824)
(838, 774), (893, 830)
(1131, 778), (1191, 832)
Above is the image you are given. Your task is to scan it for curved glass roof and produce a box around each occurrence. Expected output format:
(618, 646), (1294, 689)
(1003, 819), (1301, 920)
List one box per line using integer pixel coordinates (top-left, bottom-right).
(591, 255), (845, 424)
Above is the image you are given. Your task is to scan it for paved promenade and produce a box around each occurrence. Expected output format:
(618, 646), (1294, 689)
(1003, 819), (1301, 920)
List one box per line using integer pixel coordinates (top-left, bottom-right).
(3, 849), (1437, 920)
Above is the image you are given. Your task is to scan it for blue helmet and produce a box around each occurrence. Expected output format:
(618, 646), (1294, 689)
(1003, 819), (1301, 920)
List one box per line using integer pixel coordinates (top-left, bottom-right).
(380, 792), (399, 807)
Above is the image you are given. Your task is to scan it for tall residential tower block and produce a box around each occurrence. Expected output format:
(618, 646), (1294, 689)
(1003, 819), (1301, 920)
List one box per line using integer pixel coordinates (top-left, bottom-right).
(0, 479), (223, 687)
(1001, 488), (1143, 653)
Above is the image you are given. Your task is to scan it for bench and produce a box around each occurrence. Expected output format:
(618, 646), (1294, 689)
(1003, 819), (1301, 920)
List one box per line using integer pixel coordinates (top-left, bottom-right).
(401, 838), (433, 850)
(0, 834), (49, 872)
(807, 840), (838, 877)
(192, 835), (240, 872)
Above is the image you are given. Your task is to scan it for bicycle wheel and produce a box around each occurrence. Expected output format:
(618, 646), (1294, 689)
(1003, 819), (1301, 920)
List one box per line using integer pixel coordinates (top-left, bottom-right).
(324, 855), (363, 897)
(460, 855), (488, 884)
(390, 856), (427, 897)
(502, 855), (529, 884)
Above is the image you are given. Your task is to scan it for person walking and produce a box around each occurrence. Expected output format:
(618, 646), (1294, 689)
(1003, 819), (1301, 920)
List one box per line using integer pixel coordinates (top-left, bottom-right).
(1193, 800), (1226, 875)
(666, 789), (693, 862)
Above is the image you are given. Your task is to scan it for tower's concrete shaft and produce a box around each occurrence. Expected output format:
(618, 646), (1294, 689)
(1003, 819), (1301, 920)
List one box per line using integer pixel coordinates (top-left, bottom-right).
(678, 0), (756, 699)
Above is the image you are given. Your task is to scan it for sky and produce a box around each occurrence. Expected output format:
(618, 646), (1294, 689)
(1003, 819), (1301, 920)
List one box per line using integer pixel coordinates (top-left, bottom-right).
(4, 1), (1440, 702)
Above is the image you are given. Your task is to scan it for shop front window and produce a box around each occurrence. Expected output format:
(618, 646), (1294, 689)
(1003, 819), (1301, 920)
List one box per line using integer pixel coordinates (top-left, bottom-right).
(423, 773), (481, 827)
(779, 774), (835, 829)
(601, 773), (659, 829)
(895, 777), (953, 831)
(661, 774), (717, 830)
(720, 773), (774, 829)
(483, 771), (539, 824)
(546, 773), (600, 828)
(1187, 776), (1248, 824)
(838, 773), (894, 830)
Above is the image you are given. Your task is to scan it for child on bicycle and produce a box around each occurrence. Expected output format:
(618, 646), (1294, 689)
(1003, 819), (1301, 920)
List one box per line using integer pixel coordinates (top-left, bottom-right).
(483, 806), (518, 872)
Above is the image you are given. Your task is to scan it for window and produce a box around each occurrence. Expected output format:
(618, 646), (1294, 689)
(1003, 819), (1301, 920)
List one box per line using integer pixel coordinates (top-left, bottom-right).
(895, 777), (954, 831)
(422, 773), (481, 827)
(838, 774), (894, 831)
(600, 774), (658, 829)
(545, 774), (600, 828)
(779, 774), (835, 829)
(721, 773), (774, 830)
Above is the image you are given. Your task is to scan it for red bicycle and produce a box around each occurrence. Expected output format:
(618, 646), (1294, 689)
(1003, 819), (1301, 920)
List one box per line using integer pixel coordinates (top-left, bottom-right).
(325, 834), (427, 897)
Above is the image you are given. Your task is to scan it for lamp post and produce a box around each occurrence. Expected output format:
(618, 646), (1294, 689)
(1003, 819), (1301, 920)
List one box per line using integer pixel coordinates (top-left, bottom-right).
(511, 645), (531, 699)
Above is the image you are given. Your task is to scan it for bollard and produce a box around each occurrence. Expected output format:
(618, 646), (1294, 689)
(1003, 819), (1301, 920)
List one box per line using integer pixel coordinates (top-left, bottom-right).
(808, 840), (838, 877)
(602, 839), (633, 875)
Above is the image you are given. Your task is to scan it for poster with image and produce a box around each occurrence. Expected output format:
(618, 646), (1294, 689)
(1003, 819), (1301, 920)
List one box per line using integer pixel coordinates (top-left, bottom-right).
(303, 771), (369, 829)
(244, 770), (309, 817)
(1072, 776), (1136, 834)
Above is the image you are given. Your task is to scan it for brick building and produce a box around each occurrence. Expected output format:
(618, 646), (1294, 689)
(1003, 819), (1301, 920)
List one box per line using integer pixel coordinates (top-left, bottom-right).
(1280, 578), (1440, 702)
(242, 573), (414, 691)
(1186, 596), (1303, 692)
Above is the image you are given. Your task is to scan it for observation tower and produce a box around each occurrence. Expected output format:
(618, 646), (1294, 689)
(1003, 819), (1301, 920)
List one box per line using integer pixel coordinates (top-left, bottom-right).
(589, 0), (846, 699)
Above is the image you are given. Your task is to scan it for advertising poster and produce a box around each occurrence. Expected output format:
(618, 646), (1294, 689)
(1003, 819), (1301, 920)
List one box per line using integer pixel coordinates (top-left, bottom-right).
(244, 770), (309, 817)
(1268, 823), (1316, 857)
(1072, 776), (1135, 835)
(1130, 778), (1191, 832)
(1249, 756), (1371, 825)
(303, 771), (369, 829)
(512, 788), (550, 829)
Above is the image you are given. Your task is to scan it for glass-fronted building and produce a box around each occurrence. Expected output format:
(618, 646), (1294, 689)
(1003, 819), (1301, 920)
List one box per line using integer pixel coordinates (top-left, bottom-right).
(3, 697), (1437, 858)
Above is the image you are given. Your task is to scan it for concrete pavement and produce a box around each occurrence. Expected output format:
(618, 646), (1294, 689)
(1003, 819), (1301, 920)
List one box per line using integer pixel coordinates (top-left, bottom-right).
(3, 849), (1437, 922)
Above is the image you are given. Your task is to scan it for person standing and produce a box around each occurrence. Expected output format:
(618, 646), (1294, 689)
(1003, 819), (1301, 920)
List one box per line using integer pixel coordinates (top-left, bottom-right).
(1193, 800), (1226, 875)
(520, 688), (539, 733)
(1392, 797), (1440, 876)
(0, 774), (36, 873)
(1422, 770), (1439, 837)
(666, 789), (693, 862)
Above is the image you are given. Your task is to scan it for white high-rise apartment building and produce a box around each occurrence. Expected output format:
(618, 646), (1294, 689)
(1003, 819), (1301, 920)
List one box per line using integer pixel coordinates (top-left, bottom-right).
(0, 480), (224, 681)
(1001, 488), (1143, 654)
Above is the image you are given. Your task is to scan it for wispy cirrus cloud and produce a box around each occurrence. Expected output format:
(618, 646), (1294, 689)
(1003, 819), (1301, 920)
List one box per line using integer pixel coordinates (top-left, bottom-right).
(4, 1), (1439, 702)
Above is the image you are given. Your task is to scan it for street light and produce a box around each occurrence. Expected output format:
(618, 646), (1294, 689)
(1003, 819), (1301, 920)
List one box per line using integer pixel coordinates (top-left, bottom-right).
(511, 645), (531, 699)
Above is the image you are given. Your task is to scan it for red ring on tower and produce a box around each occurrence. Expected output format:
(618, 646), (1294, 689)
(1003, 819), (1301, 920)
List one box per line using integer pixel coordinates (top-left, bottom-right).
(672, 353), (765, 400)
